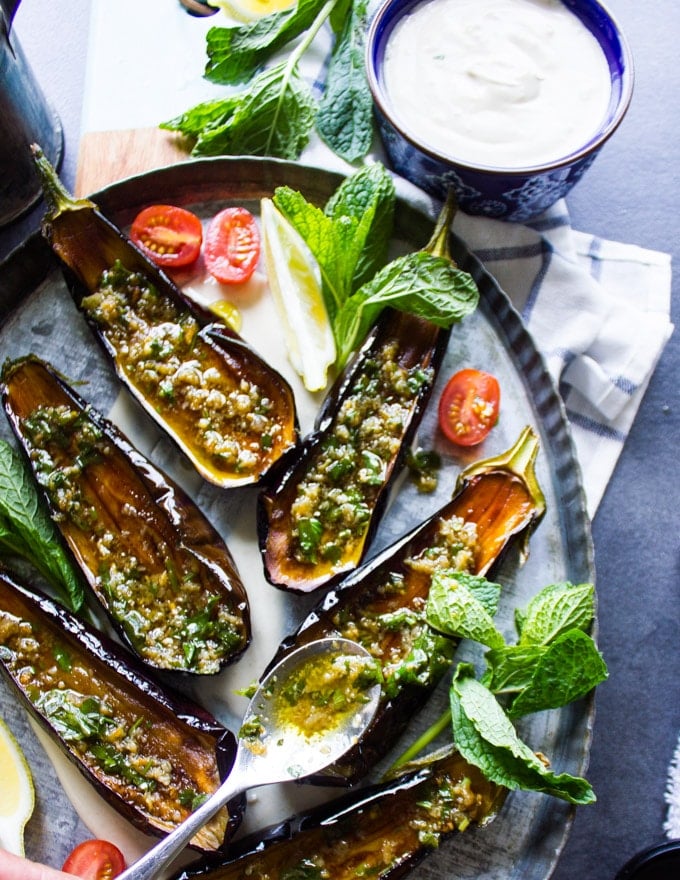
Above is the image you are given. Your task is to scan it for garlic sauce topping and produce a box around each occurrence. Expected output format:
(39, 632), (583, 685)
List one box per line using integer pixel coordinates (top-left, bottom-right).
(382, 0), (612, 169)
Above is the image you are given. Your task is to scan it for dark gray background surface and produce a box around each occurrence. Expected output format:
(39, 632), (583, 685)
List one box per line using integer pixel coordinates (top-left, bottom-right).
(1, 2), (678, 878)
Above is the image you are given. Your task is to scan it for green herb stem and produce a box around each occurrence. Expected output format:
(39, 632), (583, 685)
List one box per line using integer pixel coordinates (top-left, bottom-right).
(268, 0), (338, 153)
(388, 708), (452, 773)
(291, 0), (338, 66)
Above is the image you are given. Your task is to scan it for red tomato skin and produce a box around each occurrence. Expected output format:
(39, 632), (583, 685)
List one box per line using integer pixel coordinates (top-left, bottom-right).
(438, 369), (501, 447)
(130, 204), (203, 268)
(204, 206), (261, 285)
(62, 839), (126, 880)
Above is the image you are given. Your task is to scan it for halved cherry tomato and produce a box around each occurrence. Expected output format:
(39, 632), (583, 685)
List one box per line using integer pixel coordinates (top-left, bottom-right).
(438, 368), (500, 447)
(204, 206), (261, 284)
(62, 839), (126, 880)
(130, 204), (203, 268)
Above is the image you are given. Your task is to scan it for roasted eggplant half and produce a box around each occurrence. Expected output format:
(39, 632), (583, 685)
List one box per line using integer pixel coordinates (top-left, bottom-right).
(172, 746), (506, 880)
(258, 308), (451, 593)
(257, 194), (476, 595)
(0, 570), (243, 851)
(31, 147), (298, 489)
(268, 427), (546, 784)
(1, 355), (250, 674)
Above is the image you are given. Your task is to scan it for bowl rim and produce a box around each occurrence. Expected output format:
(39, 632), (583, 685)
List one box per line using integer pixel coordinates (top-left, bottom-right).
(365, 0), (635, 177)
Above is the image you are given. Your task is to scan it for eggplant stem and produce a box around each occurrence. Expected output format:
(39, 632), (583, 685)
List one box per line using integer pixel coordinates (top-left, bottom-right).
(31, 143), (95, 221)
(423, 189), (458, 263)
(456, 424), (546, 516)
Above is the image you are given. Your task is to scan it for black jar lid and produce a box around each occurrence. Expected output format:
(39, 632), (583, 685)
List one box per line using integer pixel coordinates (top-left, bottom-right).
(615, 840), (680, 880)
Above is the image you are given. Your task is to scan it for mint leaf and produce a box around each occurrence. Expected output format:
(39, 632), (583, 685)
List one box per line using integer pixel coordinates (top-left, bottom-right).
(0, 440), (84, 611)
(316, 0), (373, 162)
(482, 644), (543, 694)
(274, 163), (396, 323)
(426, 570), (504, 649)
(273, 185), (353, 318)
(329, 0), (353, 32)
(160, 96), (240, 140)
(450, 664), (596, 805)
(505, 630), (608, 718)
(324, 162), (395, 294)
(456, 570), (502, 617)
(165, 62), (317, 159)
(204, 0), (327, 85)
(334, 252), (480, 367)
(517, 581), (595, 646)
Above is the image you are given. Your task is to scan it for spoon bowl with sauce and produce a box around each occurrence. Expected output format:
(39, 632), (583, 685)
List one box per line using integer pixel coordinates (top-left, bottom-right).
(115, 638), (382, 880)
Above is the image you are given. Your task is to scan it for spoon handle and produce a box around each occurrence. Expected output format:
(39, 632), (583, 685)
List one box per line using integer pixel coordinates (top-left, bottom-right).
(116, 770), (245, 880)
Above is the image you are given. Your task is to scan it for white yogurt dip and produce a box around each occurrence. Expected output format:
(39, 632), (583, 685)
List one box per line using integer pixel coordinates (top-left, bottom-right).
(381, 0), (612, 169)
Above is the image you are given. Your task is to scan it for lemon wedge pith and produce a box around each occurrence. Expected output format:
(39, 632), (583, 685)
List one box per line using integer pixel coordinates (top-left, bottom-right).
(0, 714), (35, 856)
(260, 198), (336, 393)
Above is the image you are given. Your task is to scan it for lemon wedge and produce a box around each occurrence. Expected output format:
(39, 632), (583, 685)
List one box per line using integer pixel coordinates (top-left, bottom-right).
(0, 714), (35, 856)
(209, 0), (295, 23)
(206, 299), (243, 332)
(260, 198), (336, 393)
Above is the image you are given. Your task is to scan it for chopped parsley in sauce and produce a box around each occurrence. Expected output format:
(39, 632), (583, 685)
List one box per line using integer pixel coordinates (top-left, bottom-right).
(291, 340), (433, 567)
(80, 261), (282, 477)
(20, 403), (244, 673)
(239, 649), (381, 757)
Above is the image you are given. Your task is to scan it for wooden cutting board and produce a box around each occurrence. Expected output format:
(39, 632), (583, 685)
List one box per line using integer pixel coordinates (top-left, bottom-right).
(75, 127), (193, 197)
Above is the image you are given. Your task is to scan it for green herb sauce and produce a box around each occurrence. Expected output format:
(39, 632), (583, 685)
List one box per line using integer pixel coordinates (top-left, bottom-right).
(271, 651), (382, 738)
(81, 261), (281, 476)
(333, 514), (479, 697)
(291, 340), (433, 566)
(20, 403), (243, 672)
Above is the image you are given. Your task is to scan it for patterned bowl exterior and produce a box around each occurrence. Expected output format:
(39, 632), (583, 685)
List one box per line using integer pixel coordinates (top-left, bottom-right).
(367, 0), (634, 222)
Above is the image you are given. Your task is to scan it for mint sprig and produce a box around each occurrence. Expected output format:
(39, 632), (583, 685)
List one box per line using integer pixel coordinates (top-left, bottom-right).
(485, 629), (608, 718)
(484, 581), (607, 717)
(204, 0), (325, 85)
(273, 166), (478, 367)
(165, 61), (317, 159)
(390, 577), (607, 805)
(273, 162), (395, 323)
(163, 0), (375, 163)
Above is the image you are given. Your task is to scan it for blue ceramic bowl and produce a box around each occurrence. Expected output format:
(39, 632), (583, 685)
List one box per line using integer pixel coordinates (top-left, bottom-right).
(366, 0), (634, 222)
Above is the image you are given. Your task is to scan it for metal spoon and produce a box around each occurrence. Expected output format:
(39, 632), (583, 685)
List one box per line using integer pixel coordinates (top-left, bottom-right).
(116, 637), (381, 880)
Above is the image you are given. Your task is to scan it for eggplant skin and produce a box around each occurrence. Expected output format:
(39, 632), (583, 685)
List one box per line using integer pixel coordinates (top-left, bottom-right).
(33, 151), (298, 490)
(258, 308), (451, 594)
(171, 747), (506, 880)
(1, 354), (251, 675)
(0, 569), (244, 851)
(267, 428), (546, 785)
